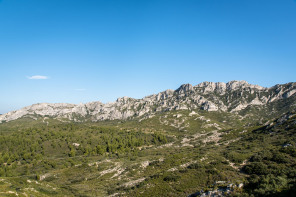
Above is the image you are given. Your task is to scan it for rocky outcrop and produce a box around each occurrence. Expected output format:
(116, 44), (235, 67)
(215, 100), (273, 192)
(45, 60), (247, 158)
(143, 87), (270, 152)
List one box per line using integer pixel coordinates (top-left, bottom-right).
(0, 81), (295, 123)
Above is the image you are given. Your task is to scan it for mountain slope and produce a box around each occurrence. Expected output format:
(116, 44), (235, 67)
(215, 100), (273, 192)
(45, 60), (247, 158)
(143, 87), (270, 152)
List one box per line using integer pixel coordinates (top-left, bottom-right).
(0, 106), (295, 196)
(1, 81), (295, 123)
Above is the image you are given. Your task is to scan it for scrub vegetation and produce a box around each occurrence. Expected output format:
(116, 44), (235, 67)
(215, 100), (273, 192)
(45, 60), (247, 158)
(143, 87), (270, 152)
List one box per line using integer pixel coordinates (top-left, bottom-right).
(0, 109), (295, 196)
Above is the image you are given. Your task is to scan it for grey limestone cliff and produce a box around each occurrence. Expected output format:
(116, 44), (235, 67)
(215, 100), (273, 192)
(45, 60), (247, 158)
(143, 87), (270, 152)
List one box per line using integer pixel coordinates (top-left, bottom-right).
(0, 81), (295, 123)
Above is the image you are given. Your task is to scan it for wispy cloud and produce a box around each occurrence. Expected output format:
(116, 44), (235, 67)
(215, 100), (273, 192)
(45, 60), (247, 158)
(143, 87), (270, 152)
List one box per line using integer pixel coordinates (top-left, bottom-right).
(75, 88), (86, 91)
(27, 75), (49, 80)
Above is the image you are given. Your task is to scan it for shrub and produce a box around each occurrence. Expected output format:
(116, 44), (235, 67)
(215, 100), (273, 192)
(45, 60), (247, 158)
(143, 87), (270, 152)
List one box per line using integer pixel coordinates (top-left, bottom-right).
(243, 162), (269, 175)
(187, 163), (202, 169)
(163, 174), (180, 182)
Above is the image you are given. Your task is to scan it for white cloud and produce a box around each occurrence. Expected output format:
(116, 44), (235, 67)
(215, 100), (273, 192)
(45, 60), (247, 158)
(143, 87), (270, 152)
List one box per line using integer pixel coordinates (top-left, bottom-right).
(27, 75), (49, 80)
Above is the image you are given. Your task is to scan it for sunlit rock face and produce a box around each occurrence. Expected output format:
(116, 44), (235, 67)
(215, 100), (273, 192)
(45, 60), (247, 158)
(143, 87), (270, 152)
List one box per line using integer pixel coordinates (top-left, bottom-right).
(1, 81), (296, 123)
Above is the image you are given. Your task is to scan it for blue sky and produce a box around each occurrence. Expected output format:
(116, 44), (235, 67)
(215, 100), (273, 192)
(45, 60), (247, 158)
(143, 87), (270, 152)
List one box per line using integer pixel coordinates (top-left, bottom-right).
(0, 0), (295, 114)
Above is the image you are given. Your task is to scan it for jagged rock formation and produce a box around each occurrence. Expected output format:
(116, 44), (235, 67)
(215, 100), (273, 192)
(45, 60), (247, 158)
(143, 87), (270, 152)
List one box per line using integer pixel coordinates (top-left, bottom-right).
(0, 81), (295, 123)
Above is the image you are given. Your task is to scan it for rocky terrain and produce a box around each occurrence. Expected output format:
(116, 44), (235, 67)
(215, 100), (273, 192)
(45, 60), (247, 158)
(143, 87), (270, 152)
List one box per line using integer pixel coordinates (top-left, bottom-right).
(0, 81), (295, 196)
(1, 80), (295, 123)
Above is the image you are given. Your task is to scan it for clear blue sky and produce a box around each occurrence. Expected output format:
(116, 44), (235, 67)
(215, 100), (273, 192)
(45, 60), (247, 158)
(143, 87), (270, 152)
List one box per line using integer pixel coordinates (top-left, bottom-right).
(0, 0), (295, 114)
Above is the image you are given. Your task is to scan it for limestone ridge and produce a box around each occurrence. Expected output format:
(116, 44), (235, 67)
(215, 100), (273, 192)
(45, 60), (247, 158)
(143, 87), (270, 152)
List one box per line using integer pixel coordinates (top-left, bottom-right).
(1, 80), (296, 123)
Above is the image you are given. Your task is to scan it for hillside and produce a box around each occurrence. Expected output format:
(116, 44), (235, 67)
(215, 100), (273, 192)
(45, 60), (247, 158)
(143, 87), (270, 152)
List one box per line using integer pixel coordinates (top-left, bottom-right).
(1, 81), (296, 124)
(0, 81), (295, 196)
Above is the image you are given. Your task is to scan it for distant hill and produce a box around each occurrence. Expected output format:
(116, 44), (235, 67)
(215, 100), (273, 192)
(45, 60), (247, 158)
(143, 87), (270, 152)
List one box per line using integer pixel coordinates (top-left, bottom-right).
(1, 80), (295, 123)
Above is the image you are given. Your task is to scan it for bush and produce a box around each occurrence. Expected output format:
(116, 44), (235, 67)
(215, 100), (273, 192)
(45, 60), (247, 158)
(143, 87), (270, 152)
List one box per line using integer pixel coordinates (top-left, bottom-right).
(245, 174), (288, 196)
(271, 152), (288, 163)
(243, 162), (269, 175)
(250, 150), (273, 162)
(224, 151), (246, 163)
(187, 163), (202, 169)
(163, 174), (180, 182)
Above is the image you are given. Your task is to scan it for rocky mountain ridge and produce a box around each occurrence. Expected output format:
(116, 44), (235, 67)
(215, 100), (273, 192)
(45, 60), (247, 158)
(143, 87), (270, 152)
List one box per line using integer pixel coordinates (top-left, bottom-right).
(1, 80), (295, 123)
